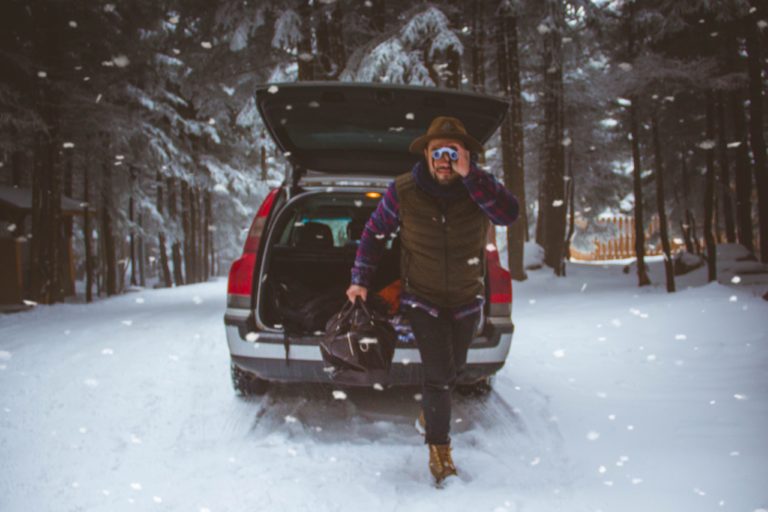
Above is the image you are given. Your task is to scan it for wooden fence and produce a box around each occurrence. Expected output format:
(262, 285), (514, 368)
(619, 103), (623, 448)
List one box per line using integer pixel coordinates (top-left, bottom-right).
(569, 215), (687, 261)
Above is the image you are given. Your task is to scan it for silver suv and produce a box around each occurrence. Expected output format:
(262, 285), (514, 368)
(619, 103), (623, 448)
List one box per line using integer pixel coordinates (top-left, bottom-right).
(224, 83), (515, 395)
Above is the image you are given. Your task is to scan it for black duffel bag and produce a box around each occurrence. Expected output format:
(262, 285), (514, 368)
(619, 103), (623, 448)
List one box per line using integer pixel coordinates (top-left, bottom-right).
(320, 297), (396, 386)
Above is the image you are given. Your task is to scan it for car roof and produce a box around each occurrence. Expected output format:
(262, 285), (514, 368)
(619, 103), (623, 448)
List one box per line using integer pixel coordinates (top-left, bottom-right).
(256, 82), (509, 177)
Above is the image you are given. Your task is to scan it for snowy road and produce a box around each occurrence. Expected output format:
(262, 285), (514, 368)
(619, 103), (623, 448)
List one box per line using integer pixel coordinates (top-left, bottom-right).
(1, 260), (767, 512)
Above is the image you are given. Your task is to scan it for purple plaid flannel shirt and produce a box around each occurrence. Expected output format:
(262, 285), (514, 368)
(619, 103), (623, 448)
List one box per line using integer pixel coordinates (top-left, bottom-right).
(351, 162), (519, 319)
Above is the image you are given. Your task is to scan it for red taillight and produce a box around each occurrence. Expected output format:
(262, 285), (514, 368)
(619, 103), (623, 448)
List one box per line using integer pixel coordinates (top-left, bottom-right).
(227, 188), (280, 298)
(486, 246), (512, 304)
(227, 253), (256, 296)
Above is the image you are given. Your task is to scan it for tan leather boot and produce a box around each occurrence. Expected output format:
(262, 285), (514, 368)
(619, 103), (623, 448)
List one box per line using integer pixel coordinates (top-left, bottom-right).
(428, 443), (458, 484)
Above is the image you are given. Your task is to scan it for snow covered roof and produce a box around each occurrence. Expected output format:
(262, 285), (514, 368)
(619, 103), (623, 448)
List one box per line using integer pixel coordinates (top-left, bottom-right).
(0, 186), (92, 216)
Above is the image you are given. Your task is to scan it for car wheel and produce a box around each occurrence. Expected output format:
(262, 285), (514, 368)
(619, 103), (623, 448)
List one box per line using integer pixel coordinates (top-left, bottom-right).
(456, 376), (494, 396)
(230, 362), (270, 396)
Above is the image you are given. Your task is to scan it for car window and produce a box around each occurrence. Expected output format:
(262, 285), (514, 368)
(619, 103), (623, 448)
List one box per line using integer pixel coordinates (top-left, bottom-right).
(274, 193), (395, 250)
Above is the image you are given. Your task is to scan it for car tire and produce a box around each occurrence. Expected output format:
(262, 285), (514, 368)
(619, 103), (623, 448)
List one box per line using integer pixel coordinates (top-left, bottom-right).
(230, 362), (270, 396)
(456, 376), (494, 396)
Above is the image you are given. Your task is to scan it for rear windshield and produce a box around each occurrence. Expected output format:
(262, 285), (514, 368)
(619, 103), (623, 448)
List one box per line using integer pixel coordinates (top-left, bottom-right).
(273, 192), (395, 250)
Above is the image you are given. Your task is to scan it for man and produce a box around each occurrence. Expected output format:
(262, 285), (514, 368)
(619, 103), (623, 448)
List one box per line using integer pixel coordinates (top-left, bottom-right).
(346, 116), (519, 484)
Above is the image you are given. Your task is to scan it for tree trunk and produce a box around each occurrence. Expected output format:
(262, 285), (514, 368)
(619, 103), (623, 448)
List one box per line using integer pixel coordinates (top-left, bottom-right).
(100, 135), (117, 296)
(704, 91), (718, 282)
(203, 190), (211, 280)
(730, 90), (754, 252)
(297, 0), (315, 81)
(158, 232), (172, 288)
(497, 3), (527, 281)
(471, 0), (485, 92)
(129, 167), (137, 286)
(181, 180), (192, 284)
(652, 113), (675, 292)
(715, 92), (736, 243)
(745, 8), (767, 262)
(61, 150), (74, 297)
(260, 131), (268, 181)
(680, 153), (695, 254)
(540, 0), (566, 275)
(138, 212), (146, 287)
(564, 148), (575, 266)
(172, 241), (184, 286)
(629, 100), (651, 286)
(83, 161), (93, 303)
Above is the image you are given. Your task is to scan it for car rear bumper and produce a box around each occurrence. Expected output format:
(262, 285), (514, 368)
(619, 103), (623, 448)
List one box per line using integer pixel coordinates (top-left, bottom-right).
(224, 308), (514, 386)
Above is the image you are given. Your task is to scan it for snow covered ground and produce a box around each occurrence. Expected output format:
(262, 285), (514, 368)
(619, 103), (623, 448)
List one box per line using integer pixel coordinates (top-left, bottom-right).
(1, 251), (766, 512)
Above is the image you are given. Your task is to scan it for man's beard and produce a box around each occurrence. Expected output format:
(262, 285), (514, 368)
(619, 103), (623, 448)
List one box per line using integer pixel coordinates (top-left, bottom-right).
(431, 163), (458, 185)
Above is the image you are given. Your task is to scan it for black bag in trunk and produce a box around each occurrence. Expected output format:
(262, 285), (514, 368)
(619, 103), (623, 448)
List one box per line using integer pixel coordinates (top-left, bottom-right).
(320, 297), (396, 386)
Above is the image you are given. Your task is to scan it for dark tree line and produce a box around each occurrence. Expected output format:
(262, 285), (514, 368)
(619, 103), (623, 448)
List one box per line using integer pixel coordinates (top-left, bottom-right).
(1, 0), (766, 305)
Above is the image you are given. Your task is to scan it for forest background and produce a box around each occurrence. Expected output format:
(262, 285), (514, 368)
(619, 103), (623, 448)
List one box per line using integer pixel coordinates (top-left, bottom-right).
(1, 0), (766, 304)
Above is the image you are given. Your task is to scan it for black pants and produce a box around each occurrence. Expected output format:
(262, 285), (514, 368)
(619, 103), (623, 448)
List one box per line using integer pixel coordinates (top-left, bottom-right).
(404, 306), (481, 445)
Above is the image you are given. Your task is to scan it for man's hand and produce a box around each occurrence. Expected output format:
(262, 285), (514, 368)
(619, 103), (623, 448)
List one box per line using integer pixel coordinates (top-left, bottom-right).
(451, 146), (471, 177)
(346, 284), (368, 303)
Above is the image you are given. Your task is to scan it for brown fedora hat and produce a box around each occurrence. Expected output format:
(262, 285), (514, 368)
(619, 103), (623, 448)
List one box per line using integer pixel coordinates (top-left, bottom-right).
(408, 116), (484, 154)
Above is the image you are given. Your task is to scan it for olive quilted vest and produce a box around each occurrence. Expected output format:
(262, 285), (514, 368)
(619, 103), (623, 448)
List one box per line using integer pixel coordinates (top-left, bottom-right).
(395, 172), (487, 307)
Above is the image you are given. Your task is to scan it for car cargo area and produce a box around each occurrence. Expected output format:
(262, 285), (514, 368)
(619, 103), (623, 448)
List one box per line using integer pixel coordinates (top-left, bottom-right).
(257, 190), (400, 332)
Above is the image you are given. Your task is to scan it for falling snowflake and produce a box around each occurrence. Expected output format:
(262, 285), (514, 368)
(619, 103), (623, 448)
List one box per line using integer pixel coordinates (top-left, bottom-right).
(354, 200), (362, 207)
(727, 141), (742, 149)
(69, 20), (77, 28)
(467, 257), (480, 265)
(405, 112), (415, 120)
(530, 457), (541, 466)
(62, 142), (75, 149)
(129, 482), (142, 491)
(130, 434), (142, 444)
(402, 358), (411, 365)
(373, 383), (384, 391)
(0, 351), (12, 361)
(201, 41), (212, 49)
(646, 354), (657, 362)
(731, 275), (741, 284)
(84, 379), (99, 387)
(693, 488), (706, 496)
(529, 299), (536, 304)
(153, 497), (163, 503)
(193, 296), (203, 304)
(631, 478), (643, 485)
(413, 393), (422, 401)
(675, 334), (687, 340)
(617, 97), (632, 106)
(101, 348), (114, 355)
(37, 71), (47, 78)
(284, 415), (298, 423)
(485, 243), (497, 252)
(729, 295), (738, 302)
(733, 394), (748, 401)
(168, 355), (179, 362)
(698, 139), (716, 150)
(245, 332), (259, 342)
(135, 297), (145, 304)
(598, 465), (607, 474)
(596, 392), (607, 399)
(309, 101), (320, 108)
(121, 320), (132, 326)
(580, 283), (587, 292)
(332, 390), (347, 400)
(455, 418), (463, 423)
(552, 199), (564, 207)
(610, 318), (622, 327)
(553, 349), (565, 358)
(537, 22), (550, 34)
(112, 55), (130, 67)
(618, 62), (632, 71)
